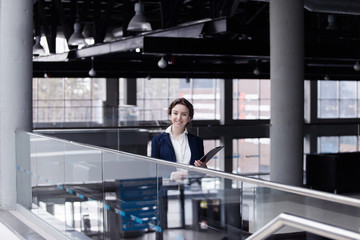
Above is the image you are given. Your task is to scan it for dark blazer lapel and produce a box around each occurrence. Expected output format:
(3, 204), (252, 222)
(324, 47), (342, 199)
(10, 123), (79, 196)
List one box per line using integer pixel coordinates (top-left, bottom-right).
(163, 133), (177, 162)
(163, 133), (173, 149)
(188, 134), (196, 156)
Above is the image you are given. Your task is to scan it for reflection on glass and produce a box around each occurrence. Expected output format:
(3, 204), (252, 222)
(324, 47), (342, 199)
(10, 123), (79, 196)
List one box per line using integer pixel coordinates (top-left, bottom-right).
(16, 132), (360, 240)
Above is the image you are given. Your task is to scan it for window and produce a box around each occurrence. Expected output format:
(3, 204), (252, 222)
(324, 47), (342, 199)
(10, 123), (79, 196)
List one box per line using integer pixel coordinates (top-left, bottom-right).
(232, 138), (270, 175)
(233, 79), (270, 120)
(136, 78), (220, 121)
(33, 77), (106, 125)
(317, 136), (358, 153)
(318, 80), (358, 118)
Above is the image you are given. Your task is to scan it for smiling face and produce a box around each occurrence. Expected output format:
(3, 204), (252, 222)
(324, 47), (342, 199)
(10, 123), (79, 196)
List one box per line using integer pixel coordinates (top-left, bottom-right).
(170, 103), (191, 132)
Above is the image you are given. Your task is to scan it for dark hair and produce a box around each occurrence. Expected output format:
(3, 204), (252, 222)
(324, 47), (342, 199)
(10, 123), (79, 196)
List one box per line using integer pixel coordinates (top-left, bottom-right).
(168, 98), (194, 120)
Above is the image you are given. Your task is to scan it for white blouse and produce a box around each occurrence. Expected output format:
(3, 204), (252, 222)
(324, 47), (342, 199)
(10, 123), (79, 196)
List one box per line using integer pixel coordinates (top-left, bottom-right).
(165, 125), (191, 166)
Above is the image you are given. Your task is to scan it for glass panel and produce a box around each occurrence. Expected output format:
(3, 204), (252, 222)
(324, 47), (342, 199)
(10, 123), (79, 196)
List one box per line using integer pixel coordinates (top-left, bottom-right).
(118, 105), (139, 126)
(144, 78), (169, 98)
(136, 78), (219, 121)
(339, 81), (356, 99)
(249, 186), (360, 235)
(244, 100), (260, 119)
(169, 78), (183, 98)
(102, 151), (160, 238)
(243, 139), (260, 173)
(259, 99), (270, 119)
(339, 99), (356, 118)
(144, 99), (168, 121)
(318, 99), (338, 118)
(65, 78), (91, 100)
(28, 134), (67, 236)
(91, 78), (106, 102)
(156, 163), (249, 238)
(339, 136), (357, 152)
(260, 79), (270, 99)
(16, 132), (360, 240)
(317, 80), (360, 119)
(193, 98), (216, 120)
(259, 138), (270, 175)
(66, 144), (101, 238)
(233, 99), (239, 119)
(318, 136), (339, 153)
(190, 79), (218, 120)
(318, 81), (337, 99)
(38, 100), (64, 122)
(233, 139), (261, 174)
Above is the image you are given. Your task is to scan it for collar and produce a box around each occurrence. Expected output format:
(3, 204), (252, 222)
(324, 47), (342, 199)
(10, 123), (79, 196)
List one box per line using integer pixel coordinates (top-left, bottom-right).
(165, 125), (188, 137)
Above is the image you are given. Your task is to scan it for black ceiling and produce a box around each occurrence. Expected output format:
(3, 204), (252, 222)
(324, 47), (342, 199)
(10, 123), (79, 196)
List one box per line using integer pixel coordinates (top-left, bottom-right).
(33, 0), (360, 80)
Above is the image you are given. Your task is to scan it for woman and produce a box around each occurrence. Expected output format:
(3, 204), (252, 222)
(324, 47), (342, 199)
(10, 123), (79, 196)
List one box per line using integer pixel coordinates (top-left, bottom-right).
(151, 98), (206, 180)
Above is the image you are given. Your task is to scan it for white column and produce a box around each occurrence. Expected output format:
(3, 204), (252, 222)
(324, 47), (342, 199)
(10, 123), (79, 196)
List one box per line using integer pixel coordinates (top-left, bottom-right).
(270, 0), (304, 186)
(0, 0), (33, 209)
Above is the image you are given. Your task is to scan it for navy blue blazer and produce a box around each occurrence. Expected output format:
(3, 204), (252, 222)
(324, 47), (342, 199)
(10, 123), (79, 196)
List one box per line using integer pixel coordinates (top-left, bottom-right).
(151, 132), (204, 165)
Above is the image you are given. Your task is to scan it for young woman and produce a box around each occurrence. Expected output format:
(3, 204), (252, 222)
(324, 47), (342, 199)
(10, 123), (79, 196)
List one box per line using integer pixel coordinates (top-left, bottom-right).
(151, 98), (206, 180)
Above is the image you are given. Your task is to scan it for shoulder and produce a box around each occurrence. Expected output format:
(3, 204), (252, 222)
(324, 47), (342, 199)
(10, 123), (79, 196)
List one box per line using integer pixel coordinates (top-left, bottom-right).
(188, 133), (203, 142)
(152, 132), (169, 142)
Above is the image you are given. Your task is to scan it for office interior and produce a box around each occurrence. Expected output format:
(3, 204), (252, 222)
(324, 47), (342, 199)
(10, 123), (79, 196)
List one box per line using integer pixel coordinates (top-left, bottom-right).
(1, 0), (360, 239)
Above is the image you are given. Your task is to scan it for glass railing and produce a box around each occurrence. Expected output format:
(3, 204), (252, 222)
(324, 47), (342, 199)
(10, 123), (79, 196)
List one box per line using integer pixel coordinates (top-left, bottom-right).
(16, 130), (360, 239)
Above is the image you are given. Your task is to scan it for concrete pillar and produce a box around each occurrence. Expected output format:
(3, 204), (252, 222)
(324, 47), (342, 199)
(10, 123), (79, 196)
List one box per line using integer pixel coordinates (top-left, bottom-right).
(104, 78), (119, 126)
(270, 0), (304, 186)
(123, 78), (137, 105)
(220, 79), (233, 177)
(0, 0), (33, 209)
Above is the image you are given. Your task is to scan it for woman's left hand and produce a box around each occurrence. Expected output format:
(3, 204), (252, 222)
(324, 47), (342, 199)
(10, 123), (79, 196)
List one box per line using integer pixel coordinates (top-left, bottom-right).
(194, 160), (207, 168)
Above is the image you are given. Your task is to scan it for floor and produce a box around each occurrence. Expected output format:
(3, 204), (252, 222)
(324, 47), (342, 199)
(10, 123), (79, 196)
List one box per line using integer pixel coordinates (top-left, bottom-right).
(0, 210), (44, 240)
(0, 222), (22, 240)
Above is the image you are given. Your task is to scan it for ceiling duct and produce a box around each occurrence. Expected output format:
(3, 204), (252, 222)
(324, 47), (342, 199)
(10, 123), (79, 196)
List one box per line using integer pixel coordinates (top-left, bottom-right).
(304, 0), (360, 15)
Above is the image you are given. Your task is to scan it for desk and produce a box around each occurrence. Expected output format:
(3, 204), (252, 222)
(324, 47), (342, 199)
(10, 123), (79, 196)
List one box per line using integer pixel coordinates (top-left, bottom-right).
(306, 152), (360, 193)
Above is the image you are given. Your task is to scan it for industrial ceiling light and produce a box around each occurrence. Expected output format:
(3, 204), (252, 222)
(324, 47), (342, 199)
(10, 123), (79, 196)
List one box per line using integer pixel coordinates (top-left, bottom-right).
(157, 56), (167, 69)
(68, 22), (86, 46)
(82, 23), (94, 39)
(33, 36), (45, 55)
(354, 61), (360, 71)
(112, 26), (123, 39)
(326, 15), (338, 31)
(127, 2), (152, 33)
(88, 57), (96, 77)
(253, 60), (261, 76)
(253, 66), (261, 76)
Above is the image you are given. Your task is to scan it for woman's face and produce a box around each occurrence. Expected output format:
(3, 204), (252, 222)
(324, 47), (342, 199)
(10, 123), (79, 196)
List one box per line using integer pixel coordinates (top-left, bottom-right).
(170, 103), (191, 130)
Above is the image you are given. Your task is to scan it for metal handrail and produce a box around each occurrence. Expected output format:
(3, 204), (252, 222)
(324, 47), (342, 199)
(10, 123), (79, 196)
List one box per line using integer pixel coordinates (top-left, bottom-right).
(246, 213), (360, 240)
(18, 130), (360, 208)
